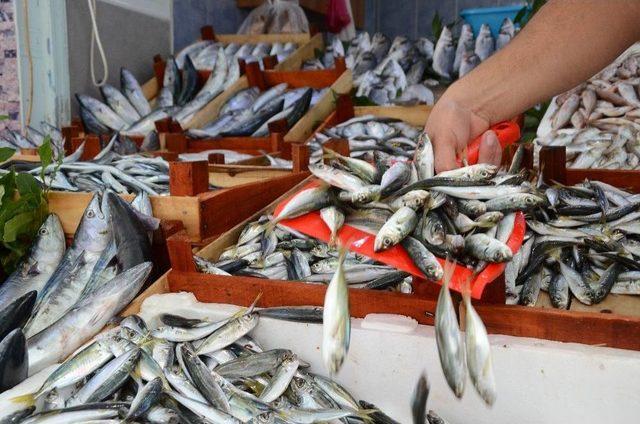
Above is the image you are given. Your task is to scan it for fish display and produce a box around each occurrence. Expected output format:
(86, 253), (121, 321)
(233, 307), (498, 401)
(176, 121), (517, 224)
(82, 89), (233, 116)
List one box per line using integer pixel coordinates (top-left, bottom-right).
(1, 135), (172, 195)
(0, 191), (155, 378)
(192, 139), (536, 291)
(507, 178), (640, 309)
(175, 40), (298, 71)
(306, 32), (436, 106)
(535, 47), (640, 169)
(187, 83), (325, 139)
(440, 19), (514, 80)
(0, 121), (66, 155)
(1, 307), (401, 423)
(307, 114), (422, 164)
(76, 54), (242, 134)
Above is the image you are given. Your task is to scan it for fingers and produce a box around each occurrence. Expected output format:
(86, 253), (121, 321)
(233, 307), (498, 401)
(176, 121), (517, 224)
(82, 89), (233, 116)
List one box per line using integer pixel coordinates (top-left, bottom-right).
(432, 129), (460, 173)
(477, 130), (502, 166)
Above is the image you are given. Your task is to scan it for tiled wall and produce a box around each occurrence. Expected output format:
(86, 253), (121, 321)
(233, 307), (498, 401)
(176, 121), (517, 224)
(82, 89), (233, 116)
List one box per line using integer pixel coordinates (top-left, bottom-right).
(0, 0), (19, 131)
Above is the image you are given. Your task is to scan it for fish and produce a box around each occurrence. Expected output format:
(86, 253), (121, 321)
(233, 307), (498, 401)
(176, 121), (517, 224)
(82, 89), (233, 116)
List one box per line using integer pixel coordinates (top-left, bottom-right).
(121, 68), (152, 117)
(26, 261), (151, 375)
(322, 247), (350, 375)
(474, 24), (495, 61)
(99, 83), (141, 125)
(320, 206), (344, 246)
(0, 292), (36, 342)
(0, 214), (65, 306)
(464, 290), (497, 406)
(411, 372), (429, 424)
(24, 193), (112, 337)
(76, 94), (127, 131)
(106, 192), (153, 271)
(496, 18), (515, 50)
(0, 329), (28, 392)
(433, 27), (455, 79)
(454, 24), (474, 73)
(459, 51), (481, 77)
(434, 262), (466, 398)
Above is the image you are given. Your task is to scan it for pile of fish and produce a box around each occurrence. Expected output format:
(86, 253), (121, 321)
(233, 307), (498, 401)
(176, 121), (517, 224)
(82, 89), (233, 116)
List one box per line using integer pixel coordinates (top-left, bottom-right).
(187, 83), (325, 139)
(0, 191), (154, 388)
(175, 40), (298, 71)
(77, 49), (240, 135)
(1, 305), (410, 423)
(535, 48), (640, 169)
(433, 19), (515, 80)
(307, 114), (422, 164)
(304, 32), (436, 106)
(194, 140), (540, 290)
(507, 179), (640, 308)
(2, 134), (171, 195)
(0, 121), (65, 155)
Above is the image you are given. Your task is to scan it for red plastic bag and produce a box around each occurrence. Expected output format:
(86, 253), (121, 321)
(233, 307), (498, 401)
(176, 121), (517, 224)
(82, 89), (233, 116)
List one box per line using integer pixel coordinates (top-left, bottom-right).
(327, 0), (351, 33)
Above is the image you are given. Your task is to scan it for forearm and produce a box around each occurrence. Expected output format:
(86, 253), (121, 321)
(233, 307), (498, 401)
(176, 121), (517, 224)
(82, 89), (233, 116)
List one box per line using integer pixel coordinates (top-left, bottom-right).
(447, 0), (640, 124)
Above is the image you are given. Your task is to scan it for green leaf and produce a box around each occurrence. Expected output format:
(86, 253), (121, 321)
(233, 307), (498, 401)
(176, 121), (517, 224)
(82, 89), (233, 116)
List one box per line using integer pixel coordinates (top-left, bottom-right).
(352, 96), (378, 106)
(16, 173), (41, 197)
(0, 147), (15, 163)
(0, 115), (7, 121)
(38, 136), (53, 170)
(3, 212), (35, 243)
(513, 6), (528, 25)
(432, 11), (443, 40)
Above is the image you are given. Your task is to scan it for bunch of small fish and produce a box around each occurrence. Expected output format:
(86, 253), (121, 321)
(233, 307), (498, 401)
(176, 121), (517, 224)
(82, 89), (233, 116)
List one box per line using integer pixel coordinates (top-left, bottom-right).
(305, 32), (436, 106)
(535, 49), (640, 169)
(307, 114), (422, 163)
(0, 191), (155, 381)
(0, 121), (65, 155)
(187, 83), (325, 139)
(76, 49), (239, 135)
(507, 178), (640, 309)
(3, 134), (171, 195)
(175, 40), (297, 71)
(195, 138), (540, 290)
(433, 19), (515, 80)
(194, 221), (410, 291)
(434, 261), (496, 406)
(1, 306), (401, 423)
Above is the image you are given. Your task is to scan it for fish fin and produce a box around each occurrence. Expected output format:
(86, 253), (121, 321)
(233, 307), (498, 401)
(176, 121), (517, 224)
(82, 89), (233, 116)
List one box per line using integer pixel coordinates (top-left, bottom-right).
(26, 262), (41, 276)
(355, 408), (379, 423)
(8, 392), (36, 407)
(245, 292), (263, 314)
(441, 257), (456, 290)
(322, 146), (341, 162)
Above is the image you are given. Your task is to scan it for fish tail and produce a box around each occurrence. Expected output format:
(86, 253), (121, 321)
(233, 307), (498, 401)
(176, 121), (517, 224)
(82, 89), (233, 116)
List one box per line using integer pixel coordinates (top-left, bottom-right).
(322, 146), (341, 161)
(356, 408), (379, 422)
(246, 291), (263, 314)
(441, 257), (456, 289)
(8, 392), (36, 407)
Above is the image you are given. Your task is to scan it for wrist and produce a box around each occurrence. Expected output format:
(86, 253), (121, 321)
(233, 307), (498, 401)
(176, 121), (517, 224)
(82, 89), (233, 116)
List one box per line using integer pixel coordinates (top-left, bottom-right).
(445, 79), (497, 126)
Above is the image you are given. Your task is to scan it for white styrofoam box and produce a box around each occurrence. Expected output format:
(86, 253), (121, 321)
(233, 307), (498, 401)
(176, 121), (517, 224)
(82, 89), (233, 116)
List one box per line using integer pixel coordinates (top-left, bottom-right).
(139, 292), (640, 424)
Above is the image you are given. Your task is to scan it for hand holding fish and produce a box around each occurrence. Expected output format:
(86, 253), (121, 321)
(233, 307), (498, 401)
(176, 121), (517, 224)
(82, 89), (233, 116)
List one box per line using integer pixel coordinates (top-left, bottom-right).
(424, 96), (500, 173)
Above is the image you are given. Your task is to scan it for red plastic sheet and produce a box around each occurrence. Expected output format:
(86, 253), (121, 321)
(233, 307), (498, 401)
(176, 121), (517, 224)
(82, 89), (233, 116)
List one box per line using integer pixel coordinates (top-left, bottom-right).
(274, 121), (524, 299)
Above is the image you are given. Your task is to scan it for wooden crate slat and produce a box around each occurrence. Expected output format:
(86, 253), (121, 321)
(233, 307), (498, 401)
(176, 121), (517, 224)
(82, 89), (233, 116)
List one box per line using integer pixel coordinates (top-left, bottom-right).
(168, 271), (437, 325)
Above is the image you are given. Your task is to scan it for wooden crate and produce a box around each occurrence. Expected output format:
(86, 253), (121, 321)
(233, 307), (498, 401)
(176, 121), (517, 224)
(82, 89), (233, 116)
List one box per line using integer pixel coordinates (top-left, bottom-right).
(164, 176), (442, 326)
(48, 169), (308, 245)
(142, 26), (313, 104)
(163, 64), (353, 158)
(462, 145), (640, 351)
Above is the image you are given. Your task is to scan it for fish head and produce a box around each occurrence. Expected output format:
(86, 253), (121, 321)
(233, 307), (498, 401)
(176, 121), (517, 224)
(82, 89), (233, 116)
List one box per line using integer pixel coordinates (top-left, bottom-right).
(121, 314), (149, 336)
(32, 214), (65, 265)
(374, 234), (396, 252)
(74, 192), (111, 253)
(493, 246), (513, 262)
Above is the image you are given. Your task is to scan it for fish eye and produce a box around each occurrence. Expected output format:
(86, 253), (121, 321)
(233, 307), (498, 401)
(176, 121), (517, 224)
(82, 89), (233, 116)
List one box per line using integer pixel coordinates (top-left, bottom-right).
(39, 228), (48, 235)
(87, 210), (95, 218)
(384, 238), (393, 247)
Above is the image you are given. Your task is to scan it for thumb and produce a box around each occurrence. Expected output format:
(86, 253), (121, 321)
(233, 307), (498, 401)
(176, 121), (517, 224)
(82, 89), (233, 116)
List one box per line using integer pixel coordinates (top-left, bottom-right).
(477, 130), (502, 166)
(432, 130), (461, 173)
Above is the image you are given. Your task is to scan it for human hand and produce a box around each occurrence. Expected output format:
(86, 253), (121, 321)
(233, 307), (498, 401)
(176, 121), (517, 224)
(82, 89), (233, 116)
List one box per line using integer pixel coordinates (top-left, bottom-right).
(424, 96), (502, 173)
